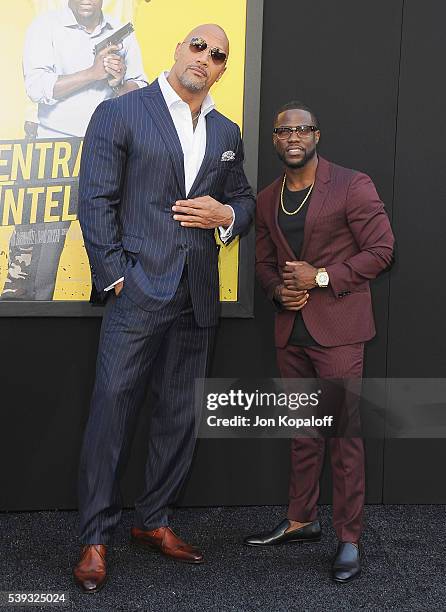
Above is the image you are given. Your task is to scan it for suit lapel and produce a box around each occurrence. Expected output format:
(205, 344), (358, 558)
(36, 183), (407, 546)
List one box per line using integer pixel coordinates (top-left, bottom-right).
(300, 157), (331, 258)
(188, 111), (217, 198)
(140, 81), (186, 198)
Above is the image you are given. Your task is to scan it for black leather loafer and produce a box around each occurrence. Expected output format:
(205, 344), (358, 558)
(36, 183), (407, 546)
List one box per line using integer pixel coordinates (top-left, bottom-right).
(332, 542), (361, 582)
(244, 519), (321, 546)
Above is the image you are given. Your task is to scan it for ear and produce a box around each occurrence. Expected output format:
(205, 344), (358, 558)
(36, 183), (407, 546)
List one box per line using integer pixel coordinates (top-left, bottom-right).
(174, 42), (182, 62)
(315, 131), (321, 145)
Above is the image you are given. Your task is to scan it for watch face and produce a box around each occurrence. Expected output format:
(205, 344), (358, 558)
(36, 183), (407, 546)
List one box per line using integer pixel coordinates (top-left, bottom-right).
(317, 272), (329, 286)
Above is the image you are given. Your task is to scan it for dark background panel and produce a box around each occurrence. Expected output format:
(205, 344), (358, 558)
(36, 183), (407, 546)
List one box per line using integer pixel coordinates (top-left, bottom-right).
(258, 0), (402, 199)
(383, 441), (446, 504)
(387, 0), (446, 376)
(384, 1), (446, 502)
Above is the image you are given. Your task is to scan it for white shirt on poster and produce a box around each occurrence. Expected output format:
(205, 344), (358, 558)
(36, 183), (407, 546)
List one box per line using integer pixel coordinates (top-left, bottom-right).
(23, 6), (147, 137)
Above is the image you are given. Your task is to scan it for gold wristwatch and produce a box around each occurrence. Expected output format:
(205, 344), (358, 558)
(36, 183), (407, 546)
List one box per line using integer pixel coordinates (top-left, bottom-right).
(315, 267), (329, 287)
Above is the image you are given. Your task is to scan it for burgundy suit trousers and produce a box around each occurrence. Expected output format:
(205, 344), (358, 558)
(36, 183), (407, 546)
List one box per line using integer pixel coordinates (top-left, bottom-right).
(276, 343), (365, 543)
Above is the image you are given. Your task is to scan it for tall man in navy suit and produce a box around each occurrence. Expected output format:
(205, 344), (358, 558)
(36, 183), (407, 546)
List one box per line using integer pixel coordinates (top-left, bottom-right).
(74, 24), (255, 592)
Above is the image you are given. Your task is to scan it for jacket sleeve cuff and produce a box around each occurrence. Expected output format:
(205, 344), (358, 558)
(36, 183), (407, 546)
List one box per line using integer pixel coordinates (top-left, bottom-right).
(218, 205), (235, 243)
(104, 277), (124, 291)
(325, 263), (352, 299)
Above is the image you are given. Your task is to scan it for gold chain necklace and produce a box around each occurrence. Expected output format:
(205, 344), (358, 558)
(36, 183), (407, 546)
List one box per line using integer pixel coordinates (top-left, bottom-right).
(280, 174), (315, 216)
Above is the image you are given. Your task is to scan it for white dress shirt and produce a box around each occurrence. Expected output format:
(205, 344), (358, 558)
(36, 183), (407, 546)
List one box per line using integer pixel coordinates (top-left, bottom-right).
(105, 71), (235, 291)
(23, 7), (147, 138)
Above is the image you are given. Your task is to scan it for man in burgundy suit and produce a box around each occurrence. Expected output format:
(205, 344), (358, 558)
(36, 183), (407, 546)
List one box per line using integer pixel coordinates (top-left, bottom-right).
(244, 101), (394, 582)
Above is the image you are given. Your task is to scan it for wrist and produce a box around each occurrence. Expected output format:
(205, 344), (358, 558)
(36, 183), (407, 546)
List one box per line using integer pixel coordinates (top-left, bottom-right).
(221, 204), (233, 228)
(86, 66), (102, 84)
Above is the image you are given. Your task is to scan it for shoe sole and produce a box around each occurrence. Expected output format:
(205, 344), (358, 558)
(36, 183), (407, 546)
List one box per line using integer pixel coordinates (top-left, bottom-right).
(332, 570), (361, 583)
(73, 574), (107, 594)
(130, 537), (205, 564)
(244, 536), (321, 547)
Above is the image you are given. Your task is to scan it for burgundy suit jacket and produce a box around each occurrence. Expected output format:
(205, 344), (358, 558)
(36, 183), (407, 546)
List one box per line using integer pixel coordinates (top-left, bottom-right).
(256, 157), (395, 348)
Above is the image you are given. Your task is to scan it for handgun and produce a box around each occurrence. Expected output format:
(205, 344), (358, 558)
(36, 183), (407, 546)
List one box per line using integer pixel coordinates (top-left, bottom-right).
(94, 22), (135, 56)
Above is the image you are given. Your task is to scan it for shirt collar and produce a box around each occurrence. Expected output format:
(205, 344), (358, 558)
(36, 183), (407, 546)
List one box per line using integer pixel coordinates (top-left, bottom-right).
(158, 71), (215, 116)
(60, 7), (115, 33)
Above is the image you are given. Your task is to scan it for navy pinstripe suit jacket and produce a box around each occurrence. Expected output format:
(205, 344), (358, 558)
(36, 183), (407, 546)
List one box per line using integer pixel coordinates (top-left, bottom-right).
(78, 80), (255, 326)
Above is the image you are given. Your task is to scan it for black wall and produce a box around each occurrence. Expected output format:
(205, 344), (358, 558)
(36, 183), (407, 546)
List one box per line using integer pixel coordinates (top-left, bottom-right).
(1, 0), (445, 511)
(384, 1), (446, 502)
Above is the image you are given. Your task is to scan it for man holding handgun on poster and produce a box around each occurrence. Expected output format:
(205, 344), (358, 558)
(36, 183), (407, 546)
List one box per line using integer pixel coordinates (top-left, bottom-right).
(23, 0), (147, 139)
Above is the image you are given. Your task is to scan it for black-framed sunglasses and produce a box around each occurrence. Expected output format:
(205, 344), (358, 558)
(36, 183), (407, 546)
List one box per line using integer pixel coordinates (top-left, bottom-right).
(273, 125), (319, 140)
(186, 37), (227, 65)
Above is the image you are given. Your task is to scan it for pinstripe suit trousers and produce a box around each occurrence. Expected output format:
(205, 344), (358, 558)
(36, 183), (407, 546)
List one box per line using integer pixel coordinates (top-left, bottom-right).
(78, 268), (215, 544)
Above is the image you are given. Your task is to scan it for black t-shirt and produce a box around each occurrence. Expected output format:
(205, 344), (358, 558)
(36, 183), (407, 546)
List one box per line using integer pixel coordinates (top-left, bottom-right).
(278, 184), (319, 347)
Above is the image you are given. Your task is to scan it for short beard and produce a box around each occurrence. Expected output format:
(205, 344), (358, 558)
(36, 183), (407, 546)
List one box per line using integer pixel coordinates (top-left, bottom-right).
(276, 145), (316, 169)
(178, 71), (207, 92)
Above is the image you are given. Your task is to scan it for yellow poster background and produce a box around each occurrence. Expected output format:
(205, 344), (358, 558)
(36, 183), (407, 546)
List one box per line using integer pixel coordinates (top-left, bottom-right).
(0, 0), (247, 301)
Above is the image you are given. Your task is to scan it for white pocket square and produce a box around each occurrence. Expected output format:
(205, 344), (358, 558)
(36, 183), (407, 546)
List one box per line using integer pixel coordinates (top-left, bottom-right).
(220, 150), (236, 162)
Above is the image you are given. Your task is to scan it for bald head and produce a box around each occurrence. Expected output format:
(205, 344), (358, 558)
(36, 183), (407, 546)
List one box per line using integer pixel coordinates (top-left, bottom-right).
(184, 24), (229, 56)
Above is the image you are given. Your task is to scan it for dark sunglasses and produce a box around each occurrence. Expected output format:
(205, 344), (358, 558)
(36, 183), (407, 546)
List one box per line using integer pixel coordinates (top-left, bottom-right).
(273, 125), (319, 140)
(187, 37), (227, 65)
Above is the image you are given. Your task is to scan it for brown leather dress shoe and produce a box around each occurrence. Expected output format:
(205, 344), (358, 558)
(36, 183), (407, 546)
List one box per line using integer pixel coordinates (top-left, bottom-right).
(130, 526), (204, 564)
(73, 545), (107, 593)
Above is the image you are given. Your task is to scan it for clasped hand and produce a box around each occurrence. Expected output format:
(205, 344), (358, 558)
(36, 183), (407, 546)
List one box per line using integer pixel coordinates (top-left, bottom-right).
(91, 44), (125, 87)
(172, 196), (233, 229)
(283, 260), (317, 291)
(276, 260), (318, 311)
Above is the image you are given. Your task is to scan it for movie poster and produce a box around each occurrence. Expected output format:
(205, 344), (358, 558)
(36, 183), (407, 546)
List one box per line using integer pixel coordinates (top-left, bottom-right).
(0, 0), (248, 308)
